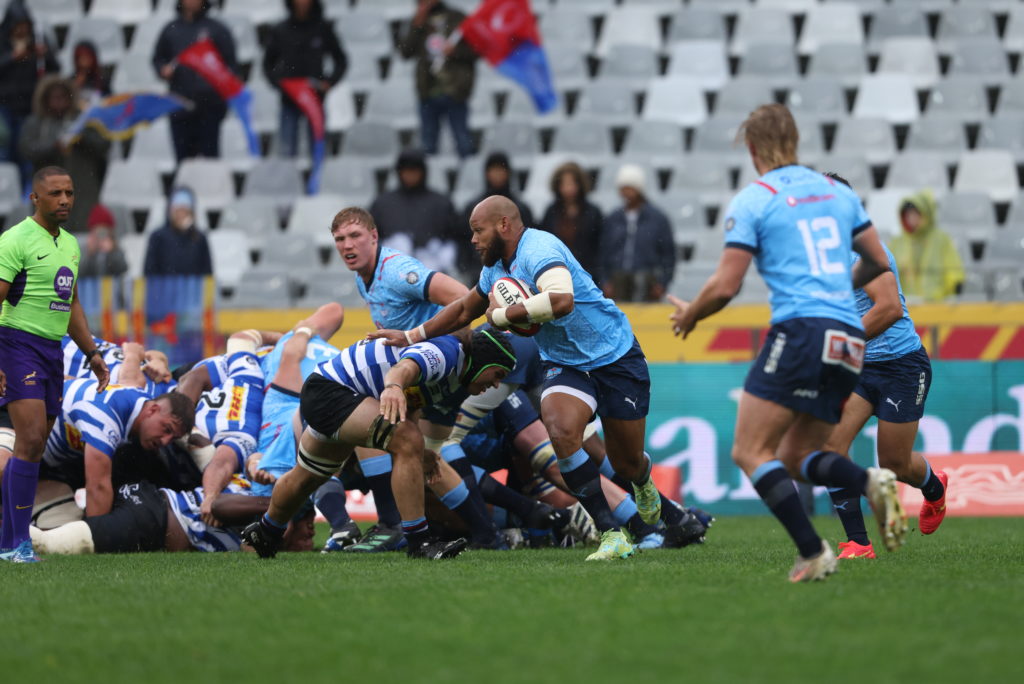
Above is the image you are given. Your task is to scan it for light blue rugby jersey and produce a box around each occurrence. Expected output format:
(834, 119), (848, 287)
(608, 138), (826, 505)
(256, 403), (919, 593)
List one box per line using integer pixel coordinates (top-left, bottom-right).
(475, 229), (635, 371)
(44, 378), (149, 467)
(357, 245), (441, 330)
(194, 351), (266, 467)
(162, 476), (251, 552)
(723, 165), (870, 329)
(314, 335), (467, 410)
(851, 244), (922, 362)
(259, 331), (341, 387)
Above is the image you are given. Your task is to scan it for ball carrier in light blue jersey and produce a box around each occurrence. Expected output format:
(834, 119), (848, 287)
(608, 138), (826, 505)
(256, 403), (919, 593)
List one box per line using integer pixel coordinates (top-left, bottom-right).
(368, 195), (664, 562)
(669, 104), (909, 582)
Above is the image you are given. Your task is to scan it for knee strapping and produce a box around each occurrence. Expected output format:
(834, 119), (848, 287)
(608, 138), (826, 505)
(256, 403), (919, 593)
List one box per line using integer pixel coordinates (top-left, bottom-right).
(365, 415), (396, 451)
(297, 444), (342, 478)
(529, 440), (556, 475)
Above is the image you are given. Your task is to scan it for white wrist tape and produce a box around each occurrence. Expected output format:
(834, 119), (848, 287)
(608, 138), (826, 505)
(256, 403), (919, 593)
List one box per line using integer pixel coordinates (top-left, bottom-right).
(524, 291), (555, 323)
(294, 326), (314, 338)
(491, 307), (510, 328)
(423, 435), (445, 452)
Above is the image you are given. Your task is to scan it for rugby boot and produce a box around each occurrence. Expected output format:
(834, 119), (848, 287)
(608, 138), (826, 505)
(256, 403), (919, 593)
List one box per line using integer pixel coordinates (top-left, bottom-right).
(633, 478), (662, 526)
(837, 540), (876, 559)
(321, 520), (362, 553)
(241, 520), (282, 559)
(343, 524), (406, 552)
(0, 540), (42, 563)
(407, 536), (468, 560)
(788, 540), (837, 583)
(585, 529), (635, 561)
(661, 511), (707, 549)
(865, 467), (909, 551)
(919, 471), (949, 535)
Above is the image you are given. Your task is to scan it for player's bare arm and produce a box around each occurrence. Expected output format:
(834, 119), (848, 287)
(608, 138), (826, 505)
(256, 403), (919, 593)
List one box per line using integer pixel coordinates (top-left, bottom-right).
(116, 342), (148, 388)
(379, 358), (422, 424)
(369, 287), (488, 347)
(860, 272), (903, 340)
(850, 225), (891, 289)
(669, 247), (753, 338)
(83, 445), (114, 517)
(176, 363), (212, 404)
(427, 271), (469, 306)
(68, 283), (109, 391)
(200, 445), (240, 527)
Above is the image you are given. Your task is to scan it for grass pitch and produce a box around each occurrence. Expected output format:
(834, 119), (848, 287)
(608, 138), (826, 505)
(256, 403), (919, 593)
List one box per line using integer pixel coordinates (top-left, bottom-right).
(3, 516), (1020, 684)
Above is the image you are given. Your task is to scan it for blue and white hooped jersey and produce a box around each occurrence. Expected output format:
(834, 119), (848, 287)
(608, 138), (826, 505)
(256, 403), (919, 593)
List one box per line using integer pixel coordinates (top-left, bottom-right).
(315, 336), (466, 410)
(62, 335), (123, 381)
(358, 245), (441, 330)
(161, 476), (251, 552)
(194, 351), (266, 467)
(723, 165), (871, 329)
(259, 331), (341, 387)
(44, 378), (148, 467)
(852, 244), (922, 362)
(475, 229), (635, 371)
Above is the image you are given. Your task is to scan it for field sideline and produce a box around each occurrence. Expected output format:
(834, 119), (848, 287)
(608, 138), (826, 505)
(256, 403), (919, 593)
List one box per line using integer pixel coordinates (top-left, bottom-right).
(3, 517), (1020, 684)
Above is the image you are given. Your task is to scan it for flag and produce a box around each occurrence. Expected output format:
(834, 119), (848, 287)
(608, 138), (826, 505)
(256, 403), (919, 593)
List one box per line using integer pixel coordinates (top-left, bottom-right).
(177, 38), (260, 156)
(461, 0), (557, 113)
(64, 92), (189, 143)
(278, 77), (326, 195)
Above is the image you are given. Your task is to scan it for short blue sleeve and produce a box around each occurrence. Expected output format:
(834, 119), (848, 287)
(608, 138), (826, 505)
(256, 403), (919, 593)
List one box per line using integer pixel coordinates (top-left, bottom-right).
(722, 189), (762, 254)
(477, 266), (497, 300)
(518, 232), (568, 282)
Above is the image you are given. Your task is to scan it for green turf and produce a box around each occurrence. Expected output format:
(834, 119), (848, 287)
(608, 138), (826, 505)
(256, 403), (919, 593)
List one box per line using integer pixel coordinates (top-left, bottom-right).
(3, 517), (1021, 684)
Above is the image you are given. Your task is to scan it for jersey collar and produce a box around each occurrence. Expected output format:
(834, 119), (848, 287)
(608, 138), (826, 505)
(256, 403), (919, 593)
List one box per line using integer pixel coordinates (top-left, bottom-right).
(363, 243), (384, 290)
(501, 229), (527, 273)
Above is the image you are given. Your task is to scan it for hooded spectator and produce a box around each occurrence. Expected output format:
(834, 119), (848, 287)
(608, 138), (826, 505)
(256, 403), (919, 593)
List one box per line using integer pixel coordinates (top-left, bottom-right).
(144, 186), (213, 276)
(70, 40), (109, 105)
(79, 204), (128, 278)
(263, 0), (347, 158)
(540, 161), (604, 283)
(888, 189), (965, 302)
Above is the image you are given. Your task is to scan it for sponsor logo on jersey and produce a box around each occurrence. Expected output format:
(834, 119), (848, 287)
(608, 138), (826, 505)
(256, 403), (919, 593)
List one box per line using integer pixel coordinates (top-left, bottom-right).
(419, 348), (442, 374)
(227, 384), (246, 422)
(65, 424), (84, 452)
(406, 271), (419, 284)
(724, 217), (735, 232)
(53, 266), (74, 300)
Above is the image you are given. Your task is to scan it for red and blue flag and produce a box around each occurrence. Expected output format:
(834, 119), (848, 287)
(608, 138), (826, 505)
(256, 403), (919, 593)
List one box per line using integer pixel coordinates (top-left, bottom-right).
(278, 77), (326, 194)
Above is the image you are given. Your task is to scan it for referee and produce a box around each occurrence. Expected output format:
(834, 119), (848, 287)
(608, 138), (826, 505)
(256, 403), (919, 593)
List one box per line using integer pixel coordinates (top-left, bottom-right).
(0, 166), (109, 563)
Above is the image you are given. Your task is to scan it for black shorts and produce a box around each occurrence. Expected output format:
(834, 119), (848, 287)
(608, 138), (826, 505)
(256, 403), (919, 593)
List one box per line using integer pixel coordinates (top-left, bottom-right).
(0, 405), (12, 430)
(300, 374), (368, 438)
(85, 481), (168, 553)
(852, 347), (932, 423)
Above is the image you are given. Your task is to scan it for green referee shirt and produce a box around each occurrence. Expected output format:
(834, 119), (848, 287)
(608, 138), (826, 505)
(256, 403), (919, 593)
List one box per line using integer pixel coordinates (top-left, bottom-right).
(0, 217), (80, 341)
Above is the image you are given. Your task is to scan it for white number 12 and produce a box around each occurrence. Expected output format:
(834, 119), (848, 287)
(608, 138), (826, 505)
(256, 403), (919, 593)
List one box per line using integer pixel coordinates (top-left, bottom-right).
(797, 216), (844, 276)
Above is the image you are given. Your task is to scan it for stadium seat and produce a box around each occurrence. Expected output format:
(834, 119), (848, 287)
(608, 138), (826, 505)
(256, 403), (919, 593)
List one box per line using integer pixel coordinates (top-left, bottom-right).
(757, 0), (819, 10)
(669, 153), (734, 205)
(936, 6), (998, 51)
(798, 3), (864, 55)
(885, 152), (950, 192)
(544, 44), (589, 93)
(925, 77), (990, 123)
(318, 158), (379, 206)
(831, 118), (896, 164)
(807, 42), (866, 89)
(26, 0), (83, 26)
(335, 13), (392, 59)
(63, 17), (125, 66)
(665, 41), (730, 91)
(100, 160), (163, 212)
(957, 270), (990, 301)
(126, 16), (168, 58)
(344, 51), (383, 93)
(354, 0), (436, 21)
(219, 270), (293, 309)
(866, 188), (915, 237)
(339, 122), (399, 167)
(989, 269), (1024, 302)
(88, 0), (150, 25)
(938, 192), (997, 238)
(208, 229), (252, 288)
(623, 120), (686, 171)
(479, 122), (542, 168)
(574, 83), (637, 127)
(173, 159), (235, 211)
(219, 14), (259, 65)
(976, 115), (1024, 163)
(242, 158), (303, 207)
(731, 8), (794, 56)
(690, 116), (747, 166)
(595, 7), (663, 56)
(866, 6), (928, 50)
(667, 7), (726, 43)
(503, 88), (567, 126)
(286, 194), (348, 237)
(296, 273), (364, 310)
(814, 154), (873, 192)
(597, 45), (660, 91)
(946, 39), (1010, 85)
(364, 82), (419, 131)
(905, 115), (968, 164)
(688, 0), (749, 12)
(1004, 5), (1024, 53)
(714, 77), (775, 118)
(657, 189), (706, 232)
(668, 264), (716, 301)
(954, 151), (1019, 202)
(126, 118), (176, 174)
(111, 56), (164, 93)
(248, 77), (280, 135)
(323, 0), (353, 19)
(220, 0), (286, 26)
(255, 233), (318, 281)
(219, 117), (259, 173)
(550, 120), (614, 164)
(733, 272), (771, 305)
(538, 10), (595, 51)
(557, 0), (615, 13)
(0, 162), (19, 217)
(997, 80), (1024, 116)
(687, 229), (726, 267)
(852, 74), (919, 124)
(737, 43), (799, 88)
(876, 38), (940, 89)
(323, 83), (356, 133)
(642, 77), (707, 128)
(451, 156), (487, 211)
(120, 233), (147, 280)
(983, 226), (1024, 269)
(218, 197), (283, 244)
(785, 77), (847, 124)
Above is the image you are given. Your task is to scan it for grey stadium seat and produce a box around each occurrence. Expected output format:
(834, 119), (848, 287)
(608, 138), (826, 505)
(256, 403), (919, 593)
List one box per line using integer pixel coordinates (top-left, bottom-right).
(852, 74), (919, 124)
(667, 8), (726, 43)
(669, 153), (734, 206)
(658, 190), (707, 232)
(976, 115), (1024, 163)
(690, 116), (747, 166)
(954, 151), (1019, 203)
(831, 118), (897, 164)
(173, 159), (235, 211)
(643, 77), (708, 128)
(905, 115), (968, 165)
(595, 7), (663, 56)
(666, 41), (730, 91)
(936, 6), (998, 51)
(363, 82), (419, 131)
(807, 42), (866, 89)
(479, 122), (542, 168)
(62, 17), (125, 66)
(714, 78), (776, 117)
(737, 43), (799, 88)
(622, 120), (686, 170)
(207, 229), (252, 288)
(220, 14), (259, 65)
(544, 44), (589, 93)
(924, 77), (990, 123)
(100, 161), (164, 212)
(538, 10), (594, 51)
(997, 80), (1024, 116)
(0, 162), (20, 217)
(814, 155), (873, 192)
(983, 226), (1024, 270)
(597, 45), (660, 91)
(876, 37), (940, 89)
(731, 8), (794, 56)
(336, 13), (391, 58)
(218, 197), (283, 244)
(785, 77), (847, 124)
(339, 122), (399, 166)
(218, 270), (293, 310)
(885, 152), (950, 192)
(798, 3), (865, 55)
(318, 158), (380, 206)
(946, 39), (1010, 86)
(866, 6), (928, 50)
(574, 83), (637, 127)
(243, 159), (303, 207)
(286, 195), (349, 238)
(550, 120), (614, 164)
(221, 0), (286, 25)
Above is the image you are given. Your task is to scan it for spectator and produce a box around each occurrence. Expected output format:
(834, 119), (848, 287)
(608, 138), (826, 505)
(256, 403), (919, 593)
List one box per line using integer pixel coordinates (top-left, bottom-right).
(888, 189), (965, 302)
(144, 186), (213, 277)
(458, 151), (534, 276)
(600, 164), (675, 303)
(369, 148), (460, 274)
(263, 0), (347, 159)
(0, 0), (59, 167)
(69, 40), (110, 106)
(18, 76), (110, 231)
(79, 204), (128, 279)
(399, 0), (477, 158)
(540, 161), (604, 282)
(152, 0), (237, 162)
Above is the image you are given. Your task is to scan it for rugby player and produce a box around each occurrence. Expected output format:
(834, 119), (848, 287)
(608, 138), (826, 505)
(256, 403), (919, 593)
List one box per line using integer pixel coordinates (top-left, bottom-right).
(0, 166), (109, 562)
(62, 335), (174, 394)
(370, 195), (664, 561)
(820, 174), (948, 558)
(242, 329), (516, 560)
(667, 104), (908, 582)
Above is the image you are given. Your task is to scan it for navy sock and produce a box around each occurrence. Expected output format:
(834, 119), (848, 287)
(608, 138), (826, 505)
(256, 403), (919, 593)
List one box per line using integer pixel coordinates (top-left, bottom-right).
(440, 480), (498, 544)
(361, 454), (401, 528)
(800, 451), (869, 493)
(751, 461), (822, 558)
(314, 478), (352, 532)
(260, 513), (287, 539)
(445, 452), (488, 511)
(612, 498), (657, 539)
(478, 473), (540, 522)
(559, 449), (618, 532)
(828, 486), (870, 545)
(919, 461), (945, 502)
(401, 516), (429, 547)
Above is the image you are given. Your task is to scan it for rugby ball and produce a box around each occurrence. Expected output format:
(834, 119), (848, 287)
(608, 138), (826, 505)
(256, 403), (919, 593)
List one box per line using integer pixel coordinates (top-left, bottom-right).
(491, 277), (542, 337)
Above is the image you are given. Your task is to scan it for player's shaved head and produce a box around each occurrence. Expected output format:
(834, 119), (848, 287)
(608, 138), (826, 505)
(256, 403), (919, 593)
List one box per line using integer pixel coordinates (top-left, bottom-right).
(472, 195), (522, 229)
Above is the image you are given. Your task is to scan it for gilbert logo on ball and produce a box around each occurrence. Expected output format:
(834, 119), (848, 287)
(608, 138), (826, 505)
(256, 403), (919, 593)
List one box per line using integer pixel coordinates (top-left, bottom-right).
(492, 277), (541, 337)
